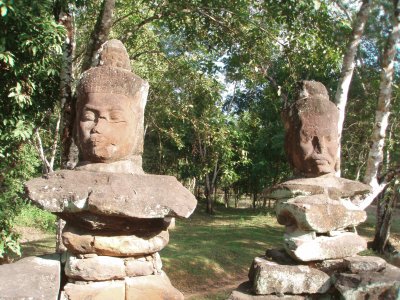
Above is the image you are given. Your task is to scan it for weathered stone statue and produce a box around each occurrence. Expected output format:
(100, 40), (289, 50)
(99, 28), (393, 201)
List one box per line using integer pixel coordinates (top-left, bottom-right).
(75, 39), (146, 172)
(229, 81), (400, 300)
(282, 81), (339, 177)
(22, 40), (197, 300)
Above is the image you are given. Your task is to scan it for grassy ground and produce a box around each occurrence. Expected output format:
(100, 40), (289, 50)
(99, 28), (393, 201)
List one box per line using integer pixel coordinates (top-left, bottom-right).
(162, 204), (284, 298)
(11, 201), (400, 299)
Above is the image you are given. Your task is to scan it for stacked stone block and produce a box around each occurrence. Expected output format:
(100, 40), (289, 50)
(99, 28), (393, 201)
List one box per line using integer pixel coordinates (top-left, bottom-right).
(25, 170), (197, 299)
(229, 175), (400, 299)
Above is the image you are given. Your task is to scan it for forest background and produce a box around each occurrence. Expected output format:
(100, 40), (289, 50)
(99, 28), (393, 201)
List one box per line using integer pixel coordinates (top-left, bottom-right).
(0, 0), (399, 262)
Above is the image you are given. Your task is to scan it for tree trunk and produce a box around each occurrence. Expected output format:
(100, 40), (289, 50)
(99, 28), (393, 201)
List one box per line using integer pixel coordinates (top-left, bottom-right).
(363, 0), (400, 252)
(372, 185), (398, 253)
(59, 9), (77, 170)
(363, 0), (399, 190)
(224, 187), (230, 208)
(252, 192), (257, 209)
(361, 0), (400, 210)
(205, 174), (214, 214)
(334, 0), (372, 176)
(234, 187), (239, 208)
(81, 0), (116, 72)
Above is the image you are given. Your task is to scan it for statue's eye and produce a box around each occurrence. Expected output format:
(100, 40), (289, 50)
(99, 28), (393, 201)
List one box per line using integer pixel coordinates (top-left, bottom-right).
(109, 111), (125, 123)
(82, 111), (95, 121)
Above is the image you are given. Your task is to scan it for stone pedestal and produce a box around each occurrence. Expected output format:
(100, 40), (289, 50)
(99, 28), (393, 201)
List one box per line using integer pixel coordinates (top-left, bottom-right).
(25, 170), (197, 299)
(229, 175), (400, 299)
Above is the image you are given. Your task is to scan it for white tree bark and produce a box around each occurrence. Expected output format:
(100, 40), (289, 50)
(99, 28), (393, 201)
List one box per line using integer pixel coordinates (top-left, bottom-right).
(334, 0), (372, 176)
(359, 0), (400, 209)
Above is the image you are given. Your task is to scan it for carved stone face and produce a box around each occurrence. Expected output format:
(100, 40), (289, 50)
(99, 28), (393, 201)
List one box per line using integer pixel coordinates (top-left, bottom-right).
(77, 92), (136, 163)
(288, 113), (338, 176)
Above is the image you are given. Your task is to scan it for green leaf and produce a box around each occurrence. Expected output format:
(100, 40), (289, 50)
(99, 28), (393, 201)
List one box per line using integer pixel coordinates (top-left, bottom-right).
(1, 6), (7, 17)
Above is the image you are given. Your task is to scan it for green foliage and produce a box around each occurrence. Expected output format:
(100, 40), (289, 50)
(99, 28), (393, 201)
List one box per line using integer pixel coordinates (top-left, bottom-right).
(0, 229), (21, 261)
(104, 0), (354, 211)
(0, 0), (64, 259)
(13, 204), (56, 233)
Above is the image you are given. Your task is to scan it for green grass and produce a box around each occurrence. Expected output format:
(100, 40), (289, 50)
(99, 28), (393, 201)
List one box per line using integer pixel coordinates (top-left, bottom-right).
(13, 203), (56, 233)
(161, 203), (284, 295)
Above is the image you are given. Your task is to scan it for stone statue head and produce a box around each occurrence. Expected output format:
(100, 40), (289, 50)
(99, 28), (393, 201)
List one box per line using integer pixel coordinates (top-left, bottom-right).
(76, 40), (149, 167)
(282, 81), (339, 177)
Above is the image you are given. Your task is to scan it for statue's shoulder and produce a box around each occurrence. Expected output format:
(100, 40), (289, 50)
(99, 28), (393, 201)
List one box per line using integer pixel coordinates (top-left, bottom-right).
(266, 174), (371, 201)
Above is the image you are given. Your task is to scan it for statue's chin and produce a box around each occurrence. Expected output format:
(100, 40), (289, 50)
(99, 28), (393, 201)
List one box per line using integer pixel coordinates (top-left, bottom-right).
(298, 164), (335, 178)
(83, 147), (121, 163)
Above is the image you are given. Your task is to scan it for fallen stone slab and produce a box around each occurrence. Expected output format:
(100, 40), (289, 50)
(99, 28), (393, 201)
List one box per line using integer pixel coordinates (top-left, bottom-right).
(25, 170), (197, 219)
(0, 254), (61, 300)
(229, 281), (307, 300)
(344, 255), (386, 273)
(250, 257), (331, 295)
(62, 280), (125, 300)
(125, 273), (184, 300)
(267, 174), (371, 204)
(62, 224), (169, 256)
(284, 231), (367, 262)
(335, 264), (400, 299)
(276, 194), (366, 233)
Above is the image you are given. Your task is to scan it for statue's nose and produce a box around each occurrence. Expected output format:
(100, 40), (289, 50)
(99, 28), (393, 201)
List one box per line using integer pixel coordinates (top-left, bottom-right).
(91, 117), (107, 134)
(312, 136), (324, 153)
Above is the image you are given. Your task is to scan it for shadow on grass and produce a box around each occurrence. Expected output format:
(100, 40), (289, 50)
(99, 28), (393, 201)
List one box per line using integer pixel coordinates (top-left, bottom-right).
(161, 205), (284, 293)
(20, 237), (55, 258)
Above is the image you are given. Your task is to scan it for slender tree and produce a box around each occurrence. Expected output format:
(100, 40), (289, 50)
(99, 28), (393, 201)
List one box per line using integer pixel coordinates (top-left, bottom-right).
(334, 0), (372, 176)
(358, 0), (400, 253)
(361, 0), (400, 207)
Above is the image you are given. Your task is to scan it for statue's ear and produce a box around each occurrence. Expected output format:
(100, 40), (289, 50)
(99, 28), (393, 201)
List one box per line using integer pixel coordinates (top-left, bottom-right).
(334, 157), (340, 173)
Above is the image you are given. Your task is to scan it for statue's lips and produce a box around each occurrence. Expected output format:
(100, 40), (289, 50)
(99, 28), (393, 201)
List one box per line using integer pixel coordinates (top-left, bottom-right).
(88, 137), (106, 147)
(309, 155), (330, 165)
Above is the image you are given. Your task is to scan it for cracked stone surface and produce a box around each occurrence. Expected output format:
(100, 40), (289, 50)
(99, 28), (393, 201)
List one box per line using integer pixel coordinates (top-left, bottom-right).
(25, 170), (197, 219)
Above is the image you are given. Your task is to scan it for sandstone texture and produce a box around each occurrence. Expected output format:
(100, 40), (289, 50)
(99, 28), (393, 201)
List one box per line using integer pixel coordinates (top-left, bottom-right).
(276, 194), (366, 233)
(229, 282), (307, 300)
(125, 253), (162, 276)
(0, 254), (61, 300)
(250, 257), (331, 295)
(62, 280), (125, 300)
(57, 211), (170, 232)
(335, 264), (400, 299)
(65, 253), (162, 280)
(344, 255), (387, 273)
(313, 259), (348, 275)
(125, 273), (184, 300)
(284, 231), (367, 261)
(62, 224), (169, 256)
(25, 170), (197, 219)
(65, 254), (125, 281)
(268, 174), (371, 204)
